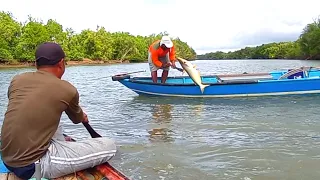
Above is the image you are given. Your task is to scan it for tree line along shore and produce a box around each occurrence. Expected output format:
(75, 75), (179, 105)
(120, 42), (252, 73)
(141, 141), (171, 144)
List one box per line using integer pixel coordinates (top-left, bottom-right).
(198, 17), (320, 60)
(0, 11), (196, 67)
(1, 11), (319, 68)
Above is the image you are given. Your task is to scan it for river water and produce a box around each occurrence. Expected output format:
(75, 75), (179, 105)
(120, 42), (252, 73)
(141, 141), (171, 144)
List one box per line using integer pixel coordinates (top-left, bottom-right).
(1, 59), (320, 180)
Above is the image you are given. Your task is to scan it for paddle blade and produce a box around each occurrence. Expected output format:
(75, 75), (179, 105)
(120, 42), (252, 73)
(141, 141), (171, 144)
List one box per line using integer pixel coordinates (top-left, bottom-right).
(82, 122), (102, 138)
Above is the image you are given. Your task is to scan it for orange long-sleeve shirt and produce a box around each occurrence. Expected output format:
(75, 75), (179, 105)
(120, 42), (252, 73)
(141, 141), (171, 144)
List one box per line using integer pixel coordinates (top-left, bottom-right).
(148, 40), (176, 68)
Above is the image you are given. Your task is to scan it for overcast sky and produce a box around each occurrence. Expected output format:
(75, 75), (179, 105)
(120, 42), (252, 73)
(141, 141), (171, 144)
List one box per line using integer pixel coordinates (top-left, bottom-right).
(1, 0), (320, 54)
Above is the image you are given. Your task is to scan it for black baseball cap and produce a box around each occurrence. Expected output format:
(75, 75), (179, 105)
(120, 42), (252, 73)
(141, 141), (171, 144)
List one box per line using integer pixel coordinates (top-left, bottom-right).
(35, 42), (66, 66)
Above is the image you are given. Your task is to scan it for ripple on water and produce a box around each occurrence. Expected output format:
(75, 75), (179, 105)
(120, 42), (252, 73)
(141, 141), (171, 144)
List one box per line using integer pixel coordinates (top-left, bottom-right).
(2, 61), (320, 179)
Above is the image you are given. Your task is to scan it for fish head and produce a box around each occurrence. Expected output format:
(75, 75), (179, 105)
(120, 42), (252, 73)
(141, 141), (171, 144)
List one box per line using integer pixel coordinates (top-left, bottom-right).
(177, 57), (192, 68)
(176, 57), (186, 65)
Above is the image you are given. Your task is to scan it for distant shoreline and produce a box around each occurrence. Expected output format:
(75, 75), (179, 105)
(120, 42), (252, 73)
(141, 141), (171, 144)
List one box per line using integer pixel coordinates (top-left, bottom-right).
(0, 58), (309, 69)
(1, 58), (303, 69)
(0, 59), (135, 68)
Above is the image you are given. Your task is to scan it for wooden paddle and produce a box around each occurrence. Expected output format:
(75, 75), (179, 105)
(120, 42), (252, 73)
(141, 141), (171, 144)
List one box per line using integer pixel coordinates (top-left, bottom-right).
(82, 122), (101, 138)
(82, 122), (130, 180)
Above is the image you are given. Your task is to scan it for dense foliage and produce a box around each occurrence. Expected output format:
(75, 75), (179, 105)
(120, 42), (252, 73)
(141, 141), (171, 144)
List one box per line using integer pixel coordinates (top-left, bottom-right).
(197, 17), (320, 60)
(0, 11), (197, 64)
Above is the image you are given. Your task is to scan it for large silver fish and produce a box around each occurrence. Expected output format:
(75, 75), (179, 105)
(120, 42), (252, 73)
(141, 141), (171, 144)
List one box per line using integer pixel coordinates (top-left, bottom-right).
(176, 57), (209, 93)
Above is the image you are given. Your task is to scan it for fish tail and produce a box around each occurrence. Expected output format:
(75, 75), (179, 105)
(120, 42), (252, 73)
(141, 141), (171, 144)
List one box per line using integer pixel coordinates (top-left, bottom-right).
(200, 84), (209, 94)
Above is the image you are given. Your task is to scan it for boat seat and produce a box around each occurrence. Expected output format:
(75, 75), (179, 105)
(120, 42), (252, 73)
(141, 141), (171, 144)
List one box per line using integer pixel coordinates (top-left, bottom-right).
(286, 69), (304, 79)
(0, 142), (47, 180)
(0, 155), (48, 180)
(278, 67), (311, 80)
(219, 76), (274, 82)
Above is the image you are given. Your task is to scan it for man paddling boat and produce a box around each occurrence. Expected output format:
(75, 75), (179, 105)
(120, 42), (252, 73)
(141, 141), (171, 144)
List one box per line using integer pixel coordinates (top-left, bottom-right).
(0, 42), (117, 179)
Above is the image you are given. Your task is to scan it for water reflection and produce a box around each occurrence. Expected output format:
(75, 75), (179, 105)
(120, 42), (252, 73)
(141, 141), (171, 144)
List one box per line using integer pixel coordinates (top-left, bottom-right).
(148, 103), (174, 143)
(3, 61), (320, 179)
(192, 104), (204, 117)
(151, 103), (173, 123)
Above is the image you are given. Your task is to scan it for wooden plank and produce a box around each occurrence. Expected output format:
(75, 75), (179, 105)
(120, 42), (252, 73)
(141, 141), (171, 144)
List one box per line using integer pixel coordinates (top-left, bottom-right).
(63, 134), (129, 180)
(0, 173), (23, 180)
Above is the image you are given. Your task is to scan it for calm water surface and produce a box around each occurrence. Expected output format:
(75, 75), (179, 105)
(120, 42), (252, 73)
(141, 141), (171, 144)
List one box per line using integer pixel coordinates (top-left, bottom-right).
(1, 59), (320, 180)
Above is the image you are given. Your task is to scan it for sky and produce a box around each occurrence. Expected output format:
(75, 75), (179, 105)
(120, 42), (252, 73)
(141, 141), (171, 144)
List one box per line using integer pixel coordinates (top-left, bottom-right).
(1, 0), (320, 55)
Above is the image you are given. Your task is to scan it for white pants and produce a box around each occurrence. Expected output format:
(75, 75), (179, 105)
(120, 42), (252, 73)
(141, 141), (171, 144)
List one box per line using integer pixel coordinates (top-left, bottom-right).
(36, 125), (117, 179)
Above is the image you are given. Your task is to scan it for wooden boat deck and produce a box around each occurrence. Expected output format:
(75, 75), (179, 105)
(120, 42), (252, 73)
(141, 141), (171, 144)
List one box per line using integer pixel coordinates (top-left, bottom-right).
(0, 134), (129, 180)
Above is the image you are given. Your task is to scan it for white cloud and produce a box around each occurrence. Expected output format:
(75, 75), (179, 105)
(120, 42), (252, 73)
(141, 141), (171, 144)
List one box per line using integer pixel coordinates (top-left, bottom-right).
(1, 0), (320, 54)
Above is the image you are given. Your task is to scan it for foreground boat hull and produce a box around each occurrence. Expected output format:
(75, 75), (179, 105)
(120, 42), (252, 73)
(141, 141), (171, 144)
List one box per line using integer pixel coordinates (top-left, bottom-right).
(0, 135), (129, 180)
(112, 68), (320, 98)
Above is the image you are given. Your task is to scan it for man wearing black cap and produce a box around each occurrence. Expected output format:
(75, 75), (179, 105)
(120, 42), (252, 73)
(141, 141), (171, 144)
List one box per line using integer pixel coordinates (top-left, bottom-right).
(0, 42), (117, 179)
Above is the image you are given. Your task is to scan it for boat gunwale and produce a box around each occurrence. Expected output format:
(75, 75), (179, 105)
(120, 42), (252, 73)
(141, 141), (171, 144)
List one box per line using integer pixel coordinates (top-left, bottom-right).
(128, 76), (259, 86)
(125, 75), (320, 87)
